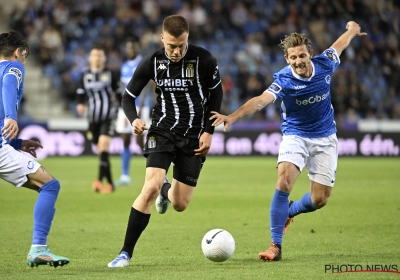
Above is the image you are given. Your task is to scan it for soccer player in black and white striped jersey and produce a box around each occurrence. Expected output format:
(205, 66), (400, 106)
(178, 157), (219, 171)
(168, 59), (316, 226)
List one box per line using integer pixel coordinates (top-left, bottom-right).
(76, 46), (119, 194)
(108, 15), (223, 267)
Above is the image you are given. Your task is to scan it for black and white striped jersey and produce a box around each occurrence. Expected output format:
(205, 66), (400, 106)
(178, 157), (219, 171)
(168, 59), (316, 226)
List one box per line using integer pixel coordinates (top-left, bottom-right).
(124, 44), (222, 139)
(76, 68), (119, 123)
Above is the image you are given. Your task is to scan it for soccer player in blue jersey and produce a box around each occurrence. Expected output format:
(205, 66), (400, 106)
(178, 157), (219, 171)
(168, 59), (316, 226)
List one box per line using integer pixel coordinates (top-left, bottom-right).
(211, 21), (366, 261)
(115, 39), (150, 187)
(0, 31), (69, 267)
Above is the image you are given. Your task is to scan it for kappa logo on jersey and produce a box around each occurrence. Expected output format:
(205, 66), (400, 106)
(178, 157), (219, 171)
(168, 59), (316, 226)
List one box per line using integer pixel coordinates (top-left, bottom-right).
(325, 75), (331, 84)
(267, 83), (282, 94)
(158, 64), (167, 70)
(9, 68), (22, 83)
(294, 85), (307, 93)
(324, 50), (338, 62)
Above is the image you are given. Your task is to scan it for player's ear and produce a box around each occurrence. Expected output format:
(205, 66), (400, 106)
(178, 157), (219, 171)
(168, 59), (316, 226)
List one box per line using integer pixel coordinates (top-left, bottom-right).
(284, 55), (289, 64)
(13, 48), (19, 59)
(309, 50), (314, 58)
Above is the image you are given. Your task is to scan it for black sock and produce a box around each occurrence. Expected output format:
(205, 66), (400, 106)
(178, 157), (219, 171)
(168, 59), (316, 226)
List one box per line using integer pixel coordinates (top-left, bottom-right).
(121, 207), (151, 258)
(161, 181), (171, 201)
(99, 152), (113, 184)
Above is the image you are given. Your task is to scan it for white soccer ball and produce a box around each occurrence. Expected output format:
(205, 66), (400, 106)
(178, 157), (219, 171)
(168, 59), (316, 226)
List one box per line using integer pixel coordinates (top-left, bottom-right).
(201, 229), (235, 262)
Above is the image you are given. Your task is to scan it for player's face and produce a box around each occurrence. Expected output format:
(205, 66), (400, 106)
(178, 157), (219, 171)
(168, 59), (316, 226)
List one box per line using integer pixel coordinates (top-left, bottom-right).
(125, 42), (136, 60)
(161, 31), (188, 63)
(285, 45), (314, 78)
(89, 49), (106, 70)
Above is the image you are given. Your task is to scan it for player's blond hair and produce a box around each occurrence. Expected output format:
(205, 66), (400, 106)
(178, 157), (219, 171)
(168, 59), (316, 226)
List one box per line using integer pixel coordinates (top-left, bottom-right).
(278, 33), (312, 56)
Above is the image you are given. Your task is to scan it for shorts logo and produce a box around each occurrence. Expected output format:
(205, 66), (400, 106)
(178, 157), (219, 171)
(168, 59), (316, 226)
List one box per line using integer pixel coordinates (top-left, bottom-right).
(279, 151), (292, 156)
(186, 176), (198, 183)
(267, 83), (282, 94)
(27, 161), (34, 170)
(148, 136), (156, 149)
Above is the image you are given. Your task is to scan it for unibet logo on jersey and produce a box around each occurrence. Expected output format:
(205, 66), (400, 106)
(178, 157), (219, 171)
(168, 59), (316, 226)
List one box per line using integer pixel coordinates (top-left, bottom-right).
(296, 92), (329, 105)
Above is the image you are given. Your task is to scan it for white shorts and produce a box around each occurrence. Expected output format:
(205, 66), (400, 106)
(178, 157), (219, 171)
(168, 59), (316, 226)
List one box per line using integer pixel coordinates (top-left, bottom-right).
(277, 134), (338, 187)
(115, 107), (151, 134)
(0, 145), (41, 187)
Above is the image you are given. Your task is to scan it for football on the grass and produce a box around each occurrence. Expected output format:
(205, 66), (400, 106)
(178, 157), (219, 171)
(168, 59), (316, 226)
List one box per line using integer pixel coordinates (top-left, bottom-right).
(201, 229), (235, 262)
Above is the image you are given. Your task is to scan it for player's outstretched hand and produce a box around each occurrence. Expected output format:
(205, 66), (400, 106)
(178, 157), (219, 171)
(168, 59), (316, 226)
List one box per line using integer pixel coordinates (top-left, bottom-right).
(132, 118), (148, 135)
(210, 111), (232, 132)
(1, 118), (19, 140)
(21, 140), (43, 158)
(195, 132), (212, 156)
(346, 21), (367, 37)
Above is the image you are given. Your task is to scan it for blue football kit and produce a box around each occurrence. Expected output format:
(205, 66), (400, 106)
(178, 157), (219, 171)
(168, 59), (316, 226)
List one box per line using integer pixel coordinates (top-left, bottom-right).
(266, 48), (340, 138)
(120, 55), (150, 107)
(0, 60), (24, 149)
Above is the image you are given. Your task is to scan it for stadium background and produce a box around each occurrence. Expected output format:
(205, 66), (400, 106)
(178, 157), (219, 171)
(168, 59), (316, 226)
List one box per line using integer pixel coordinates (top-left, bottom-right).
(1, 0), (399, 157)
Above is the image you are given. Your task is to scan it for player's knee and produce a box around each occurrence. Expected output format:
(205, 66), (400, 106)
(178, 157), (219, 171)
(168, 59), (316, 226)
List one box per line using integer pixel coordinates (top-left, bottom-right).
(141, 179), (163, 203)
(313, 196), (328, 209)
(172, 201), (189, 212)
(276, 178), (291, 192)
(141, 186), (160, 203)
(39, 179), (60, 195)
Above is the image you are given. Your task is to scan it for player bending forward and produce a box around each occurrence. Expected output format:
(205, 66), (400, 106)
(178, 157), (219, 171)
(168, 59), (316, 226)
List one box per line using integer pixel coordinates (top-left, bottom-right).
(211, 21), (366, 261)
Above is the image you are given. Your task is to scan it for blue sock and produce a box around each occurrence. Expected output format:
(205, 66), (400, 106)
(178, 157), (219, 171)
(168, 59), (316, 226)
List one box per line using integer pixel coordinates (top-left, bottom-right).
(288, 192), (317, 218)
(122, 147), (130, 176)
(270, 189), (290, 246)
(32, 179), (60, 245)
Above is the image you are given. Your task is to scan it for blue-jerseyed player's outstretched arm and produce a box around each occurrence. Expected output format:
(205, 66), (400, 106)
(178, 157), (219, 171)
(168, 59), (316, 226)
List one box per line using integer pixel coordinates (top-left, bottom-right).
(210, 91), (275, 132)
(331, 21), (367, 57)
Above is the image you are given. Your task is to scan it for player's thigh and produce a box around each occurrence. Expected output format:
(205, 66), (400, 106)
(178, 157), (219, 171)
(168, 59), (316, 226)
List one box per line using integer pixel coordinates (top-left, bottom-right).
(26, 165), (55, 188)
(169, 179), (195, 204)
(173, 149), (206, 187)
(306, 134), (338, 187)
(143, 129), (175, 160)
(0, 145), (42, 188)
(88, 122), (100, 144)
(97, 134), (113, 152)
(277, 135), (308, 171)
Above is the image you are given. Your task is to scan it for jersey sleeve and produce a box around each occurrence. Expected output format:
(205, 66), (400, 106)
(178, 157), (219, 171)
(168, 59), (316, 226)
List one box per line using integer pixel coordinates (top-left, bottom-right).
(76, 72), (87, 104)
(265, 81), (284, 101)
(205, 55), (221, 90)
(2, 62), (24, 120)
(125, 54), (153, 98)
(321, 48), (340, 72)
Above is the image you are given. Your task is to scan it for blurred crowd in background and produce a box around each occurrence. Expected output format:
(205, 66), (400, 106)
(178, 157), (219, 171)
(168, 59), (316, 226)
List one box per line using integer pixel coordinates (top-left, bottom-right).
(8, 0), (400, 129)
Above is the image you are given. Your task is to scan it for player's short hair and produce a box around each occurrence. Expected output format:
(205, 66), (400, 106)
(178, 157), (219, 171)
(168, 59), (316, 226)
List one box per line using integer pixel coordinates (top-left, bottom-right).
(162, 15), (189, 37)
(278, 33), (312, 56)
(91, 44), (105, 53)
(0, 31), (29, 59)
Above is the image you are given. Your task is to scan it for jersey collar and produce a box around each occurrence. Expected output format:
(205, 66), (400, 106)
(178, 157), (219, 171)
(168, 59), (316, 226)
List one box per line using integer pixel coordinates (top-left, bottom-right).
(290, 61), (315, 81)
(164, 43), (189, 62)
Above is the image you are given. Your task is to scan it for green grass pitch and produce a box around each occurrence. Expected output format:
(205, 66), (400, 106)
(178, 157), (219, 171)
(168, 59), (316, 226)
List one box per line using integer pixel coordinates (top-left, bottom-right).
(0, 156), (399, 279)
